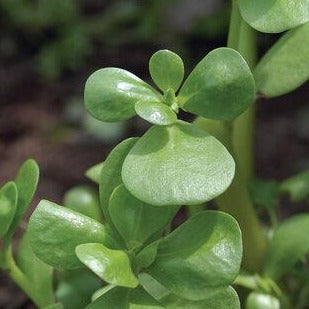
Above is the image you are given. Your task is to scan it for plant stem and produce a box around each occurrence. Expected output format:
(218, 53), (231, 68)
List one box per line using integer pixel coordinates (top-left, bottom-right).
(216, 0), (267, 272)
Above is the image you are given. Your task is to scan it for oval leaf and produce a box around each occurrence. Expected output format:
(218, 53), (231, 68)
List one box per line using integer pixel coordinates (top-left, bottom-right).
(239, 0), (309, 33)
(63, 185), (103, 222)
(109, 185), (176, 249)
(122, 121), (235, 206)
(255, 23), (309, 98)
(246, 292), (280, 309)
(0, 181), (18, 237)
(28, 200), (106, 269)
(146, 211), (242, 300)
(149, 50), (184, 92)
(263, 213), (309, 279)
(84, 68), (161, 122)
(85, 162), (104, 184)
(76, 243), (138, 288)
(7, 159), (39, 238)
(135, 100), (177, 126)
(178, 48), (255, 121)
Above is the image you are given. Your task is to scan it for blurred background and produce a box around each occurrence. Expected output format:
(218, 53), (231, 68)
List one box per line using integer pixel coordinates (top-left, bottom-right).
(0, 0), (308, 307)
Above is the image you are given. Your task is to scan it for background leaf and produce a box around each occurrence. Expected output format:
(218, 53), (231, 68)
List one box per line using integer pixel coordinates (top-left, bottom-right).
(239, 0), (309, 33)
(85, 162), (104, 184)
(0, 181), (17, 237)
(84, 68), (161, 122)
(178, 48), (255, 121)
(149, 49), (184, 92)
(246, 292), (280, 309)
(109, 185), (177, 250)
(146, 211), (242, 300)
(28, 200), (106, 269)
(76, 243), (138, 288)
(254, 23), (309, 98)
(122, 121), (235, 206)
(263, 214), (309, 279)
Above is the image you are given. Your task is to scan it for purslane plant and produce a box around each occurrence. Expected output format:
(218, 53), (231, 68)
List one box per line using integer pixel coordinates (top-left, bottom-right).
(0, 0), (309, 308)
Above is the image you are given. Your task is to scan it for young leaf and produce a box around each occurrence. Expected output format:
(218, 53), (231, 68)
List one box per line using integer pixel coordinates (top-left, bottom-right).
(0, 181), (18, 237)
(85, 162), (104, 184)
(84, 68), (161, 122)
(246, 292), (280, 309)
(17, 232), (54, 307)
(86, 286), (164, 309)
(146, 211), (242, 300)
(100, 137), (138, 219)
(263, 214), (309, 279)
(75, 243), (138, 288)
(122, 121), (235, 206)
(255, 23), (309, 98)
(7, 159), (39, 238)
(28, 200), (106, 269)
(63, 185), (103, 222)
(239, 0), (309, 33)
(135, 241), (160, 268)
(135, 100), (177, 126)
(279, 170), (309, 203)
(149, 50), (184, 92)
(178, 48), (255, 121)
(109, 185), (176, 249)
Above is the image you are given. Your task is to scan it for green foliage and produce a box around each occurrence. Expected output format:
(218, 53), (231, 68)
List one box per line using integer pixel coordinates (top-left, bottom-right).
(238, 0), (309, 33)
(122, 121), (235, 206)
(263, 214), (309, 280)
(246, 292), (280, 309)
(85, 162), (104, 184)
(255, 23), (309, 98)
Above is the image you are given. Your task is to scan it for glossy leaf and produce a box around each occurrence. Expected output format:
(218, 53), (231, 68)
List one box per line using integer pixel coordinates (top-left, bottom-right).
(178, 48), (255, 120)
(7, 159), (39, 237)
(122, 121), (235, 206)
(135, 100), (177, 126)
(146, 211), (242, 300)
(109, 185), (176, 249)
(28, 200), (106, 269)
(0, 181), (18, 237)
(239, 0), (309, 33)
(85, 162), (104, 184)
(149, 50), (184, 92)
(63, 185), (103, 222)
(279, 170), (309, 202)
(100, 137), (138, 219)
(17, 232), (54, 307)
(255, 23), (309, 98)
(76, 243), (138, 288)
(86, 286), (164, 309)
(263, 214), (309, 279)
(84, 68), (161, 122)
(246, 292), (280, 309)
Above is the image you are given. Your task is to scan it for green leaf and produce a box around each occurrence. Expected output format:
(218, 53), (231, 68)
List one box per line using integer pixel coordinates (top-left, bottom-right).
(109, 185), (176, 249)
(135, 241), (160, 268)
(135, 100), (177, 126)
(56, 269), (101, 309)
(149, 50), (184, 92)
(63, 185), (103, 222)
(255, 23), (309, 98)
(279, 170), (309, 202)
(7, 159), (39, 237)
(122, 121), (235, 206)
(161, 286), (240, 309)
(84, 68), (161, 122)
(178, 48), (255, 121)
(146, 211), (242, 300)
(28, 200), (106, 269)
(100, 137), (138, 220)
(43, 304), (64, 309)
(263, 214), (309, 279)
(239, 0), (309, 33)
(0, 181), (18, 237)
(86, 286), (164, 309)
(246, 292), (280, 309)
(17, 232), (54, 306)
(85, 162), (104, 184)
(75, 243), (138, 288)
